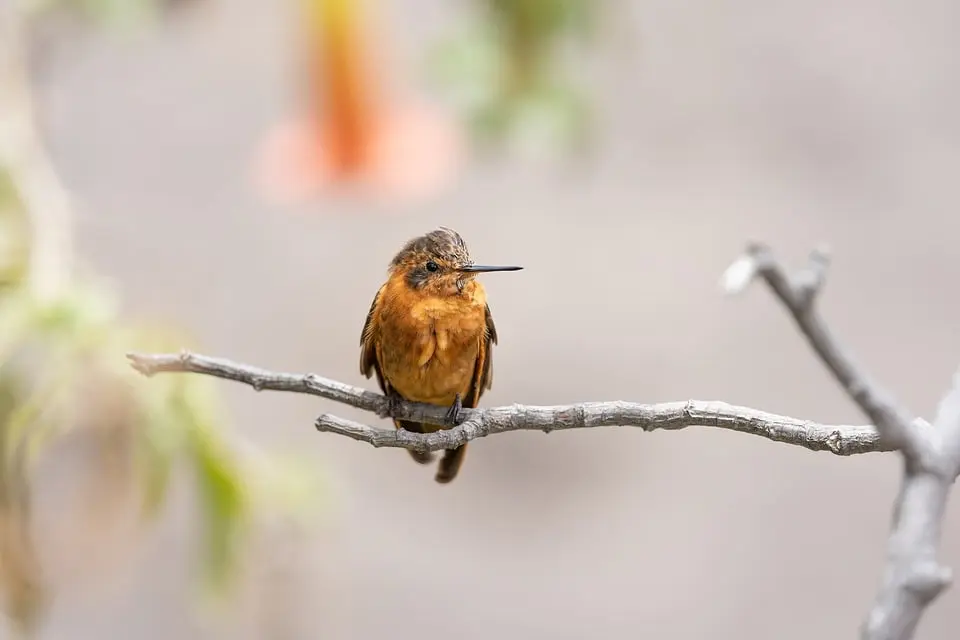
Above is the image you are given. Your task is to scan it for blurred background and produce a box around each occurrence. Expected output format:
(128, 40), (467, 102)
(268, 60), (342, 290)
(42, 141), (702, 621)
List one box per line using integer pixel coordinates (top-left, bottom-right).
(2, 0), (960, 638)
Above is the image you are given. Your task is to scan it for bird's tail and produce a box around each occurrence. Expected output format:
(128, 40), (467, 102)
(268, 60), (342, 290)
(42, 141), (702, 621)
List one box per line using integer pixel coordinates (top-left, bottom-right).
(393, 419), (434, 465)
(393, 419), (467, 483)
(435, 445), (466, 484)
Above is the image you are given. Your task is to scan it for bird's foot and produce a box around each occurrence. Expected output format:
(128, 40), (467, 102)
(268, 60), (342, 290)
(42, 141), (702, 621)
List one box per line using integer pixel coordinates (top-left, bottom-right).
(408, 448), (435, 465)
(378, 390), (405, 419)
(444, 393), (464, 427)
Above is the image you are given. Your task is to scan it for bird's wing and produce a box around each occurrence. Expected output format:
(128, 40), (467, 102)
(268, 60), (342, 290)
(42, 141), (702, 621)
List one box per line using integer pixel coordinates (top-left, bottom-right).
(359, 283), (390, 395)
(465, 303), (497, 408)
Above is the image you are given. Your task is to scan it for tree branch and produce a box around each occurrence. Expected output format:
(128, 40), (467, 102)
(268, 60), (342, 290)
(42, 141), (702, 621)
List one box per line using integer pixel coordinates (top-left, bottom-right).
(126, 351), (887, 456)
(126, 240), (960, 640)
(725, 243), (926, 459)
(723, 243), (960, 640)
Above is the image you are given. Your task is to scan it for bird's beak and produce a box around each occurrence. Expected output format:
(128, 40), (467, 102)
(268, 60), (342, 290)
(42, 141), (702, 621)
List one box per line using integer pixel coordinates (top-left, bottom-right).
(459, 264), (523, 273)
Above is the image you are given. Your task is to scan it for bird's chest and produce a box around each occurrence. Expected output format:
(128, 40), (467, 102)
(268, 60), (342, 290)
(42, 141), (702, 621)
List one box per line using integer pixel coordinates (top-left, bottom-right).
(378, 297), (484, 404)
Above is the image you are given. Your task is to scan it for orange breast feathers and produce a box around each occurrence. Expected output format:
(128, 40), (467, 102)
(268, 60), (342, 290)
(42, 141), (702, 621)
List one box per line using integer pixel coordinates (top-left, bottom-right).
(373, 275), (489, 406)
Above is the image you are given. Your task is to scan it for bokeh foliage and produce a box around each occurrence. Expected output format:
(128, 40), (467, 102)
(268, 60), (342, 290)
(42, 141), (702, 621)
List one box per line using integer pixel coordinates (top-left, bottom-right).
(1, 0), (325, 635)
(428, 0), (604, 152)
(0, 182), (326, 637)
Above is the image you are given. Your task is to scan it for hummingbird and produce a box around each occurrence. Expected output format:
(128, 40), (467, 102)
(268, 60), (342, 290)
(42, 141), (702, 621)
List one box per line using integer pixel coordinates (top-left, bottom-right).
(359, 227), (522, 483)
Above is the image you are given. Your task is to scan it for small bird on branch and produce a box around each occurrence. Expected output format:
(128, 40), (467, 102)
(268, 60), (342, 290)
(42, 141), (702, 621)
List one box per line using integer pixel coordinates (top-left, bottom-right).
(359, 227), (522, 483)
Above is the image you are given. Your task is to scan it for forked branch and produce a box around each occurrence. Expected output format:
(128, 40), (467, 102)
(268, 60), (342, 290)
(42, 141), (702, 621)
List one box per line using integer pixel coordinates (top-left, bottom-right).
(723, 243), (960, 640)
(127, 242), (960, 640)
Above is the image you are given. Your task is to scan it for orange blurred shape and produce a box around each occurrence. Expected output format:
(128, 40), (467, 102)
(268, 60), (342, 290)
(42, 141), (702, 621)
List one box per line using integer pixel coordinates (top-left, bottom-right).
(255, 0), (463, 207)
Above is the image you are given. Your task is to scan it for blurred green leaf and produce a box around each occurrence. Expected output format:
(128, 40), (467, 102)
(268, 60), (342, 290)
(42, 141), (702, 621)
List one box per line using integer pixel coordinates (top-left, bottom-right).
(77, 0), (160, 28)
(0, 292), (36, 366)
(192, 429), (248, 594)
(247, 449), (329, 528)
(3, 353), (75, 472)
(511, 80), (591, 149)
(0, 277), (328, 627)
(177, 375), (250, 594)
(428, 0), (601, 151)
(136, 380), (183, 518)
(19, 0), (162, 29)
(0, 176), (29, 291)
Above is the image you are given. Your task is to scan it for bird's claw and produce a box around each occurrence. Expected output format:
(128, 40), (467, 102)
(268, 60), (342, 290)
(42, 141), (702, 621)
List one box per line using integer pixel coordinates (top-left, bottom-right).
(444, 394), (464, 427)
(378, 391), (404, 419)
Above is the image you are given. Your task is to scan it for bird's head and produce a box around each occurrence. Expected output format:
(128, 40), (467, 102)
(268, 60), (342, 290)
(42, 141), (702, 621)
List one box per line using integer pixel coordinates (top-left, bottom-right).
(388, 227), (522, 296)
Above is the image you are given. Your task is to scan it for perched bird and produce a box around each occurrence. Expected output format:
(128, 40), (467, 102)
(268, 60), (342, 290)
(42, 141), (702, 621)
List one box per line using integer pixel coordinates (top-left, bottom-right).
(359, 227), (522, 483)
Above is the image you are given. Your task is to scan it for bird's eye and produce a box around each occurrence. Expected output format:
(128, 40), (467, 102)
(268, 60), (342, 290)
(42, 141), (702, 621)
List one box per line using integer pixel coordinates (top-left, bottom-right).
(425, 261), (439, 272)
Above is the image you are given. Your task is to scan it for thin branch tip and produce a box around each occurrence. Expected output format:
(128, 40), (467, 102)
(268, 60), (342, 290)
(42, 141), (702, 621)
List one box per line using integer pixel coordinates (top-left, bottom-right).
(743, 240), (771, 257)
(720, 253), (758, 294)
(125, 352), (153, 377)
(810, 243), (832, 263)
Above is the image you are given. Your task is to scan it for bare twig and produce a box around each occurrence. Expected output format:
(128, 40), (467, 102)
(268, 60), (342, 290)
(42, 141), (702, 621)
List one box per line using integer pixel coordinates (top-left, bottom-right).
(126, 351), (887, 456)
(725, 243), (960, 640)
